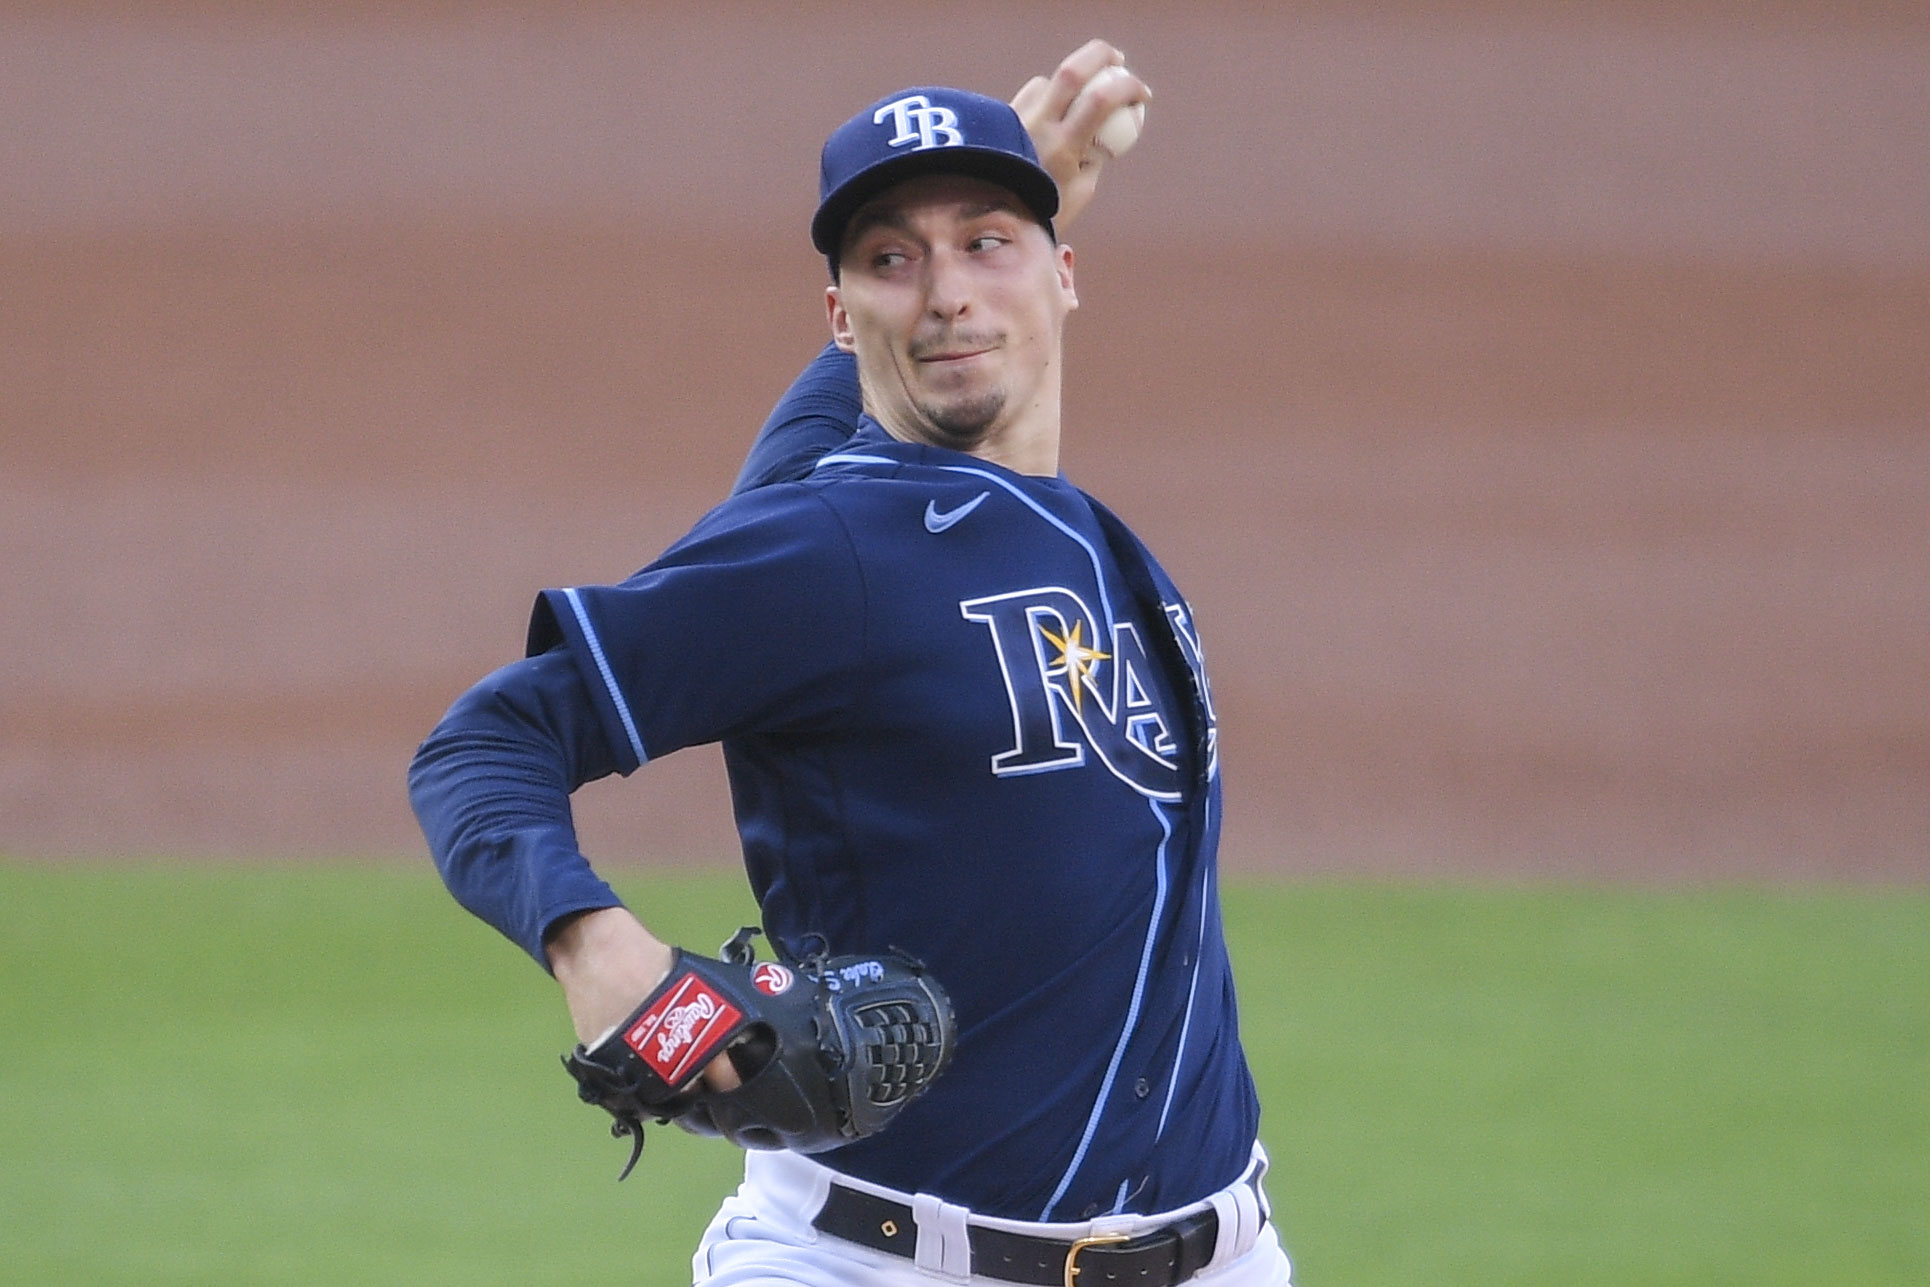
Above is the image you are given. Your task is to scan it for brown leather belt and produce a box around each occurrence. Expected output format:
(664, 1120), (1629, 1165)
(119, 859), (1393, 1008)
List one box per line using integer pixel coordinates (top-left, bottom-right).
(811, 1171), (1262, 1287)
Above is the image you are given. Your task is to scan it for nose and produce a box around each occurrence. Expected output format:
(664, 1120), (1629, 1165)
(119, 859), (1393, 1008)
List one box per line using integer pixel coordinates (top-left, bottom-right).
(923, 244), (973, 321)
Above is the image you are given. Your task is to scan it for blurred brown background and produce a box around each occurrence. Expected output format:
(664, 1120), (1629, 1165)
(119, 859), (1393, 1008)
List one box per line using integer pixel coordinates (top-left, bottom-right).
(4, 2), (1926, 879)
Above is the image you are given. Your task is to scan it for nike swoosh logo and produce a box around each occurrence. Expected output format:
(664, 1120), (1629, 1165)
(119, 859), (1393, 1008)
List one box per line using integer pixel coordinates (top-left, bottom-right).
(924, 491), (990, 533)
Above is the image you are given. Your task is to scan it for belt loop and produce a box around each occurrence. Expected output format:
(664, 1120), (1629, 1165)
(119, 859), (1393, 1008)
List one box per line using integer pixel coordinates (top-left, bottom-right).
(1248, 1143), (1274, 1223)
(1204, 1179), (1262, 1273)
(912, 1192), (973, 1281)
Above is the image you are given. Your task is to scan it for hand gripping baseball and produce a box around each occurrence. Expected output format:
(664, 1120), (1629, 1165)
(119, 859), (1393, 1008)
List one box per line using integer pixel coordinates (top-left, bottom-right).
(1011, 38), (1150, 228)
(561, 928), (956, 1178)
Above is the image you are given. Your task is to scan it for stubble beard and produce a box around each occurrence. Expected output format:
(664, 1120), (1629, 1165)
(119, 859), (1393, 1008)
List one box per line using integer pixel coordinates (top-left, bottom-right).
(916, 388), (1008, 451)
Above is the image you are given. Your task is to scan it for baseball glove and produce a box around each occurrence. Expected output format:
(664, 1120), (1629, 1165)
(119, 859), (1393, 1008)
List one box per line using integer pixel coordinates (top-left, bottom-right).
(561, 927), (955, 1179)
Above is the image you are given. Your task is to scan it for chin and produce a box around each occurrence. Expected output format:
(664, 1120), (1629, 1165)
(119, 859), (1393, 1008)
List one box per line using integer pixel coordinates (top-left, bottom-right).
(920, 394), (1006, 448)
(926, 419), (998, 452)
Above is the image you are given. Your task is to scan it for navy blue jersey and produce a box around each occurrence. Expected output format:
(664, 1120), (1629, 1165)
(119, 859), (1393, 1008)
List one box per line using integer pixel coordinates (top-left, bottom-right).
(527, 420), (1257, 1220)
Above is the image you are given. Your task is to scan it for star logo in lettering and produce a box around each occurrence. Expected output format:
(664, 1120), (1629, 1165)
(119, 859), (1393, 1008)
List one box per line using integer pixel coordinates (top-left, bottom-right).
(1040, 621), (1110, 714)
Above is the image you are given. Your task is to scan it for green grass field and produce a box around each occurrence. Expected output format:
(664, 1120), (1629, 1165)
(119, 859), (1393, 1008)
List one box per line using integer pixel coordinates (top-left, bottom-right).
(2, 862), (1925, 1286)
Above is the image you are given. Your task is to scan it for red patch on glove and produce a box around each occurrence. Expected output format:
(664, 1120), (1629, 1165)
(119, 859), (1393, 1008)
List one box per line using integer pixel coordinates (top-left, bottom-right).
(623, 972), (743, 1086)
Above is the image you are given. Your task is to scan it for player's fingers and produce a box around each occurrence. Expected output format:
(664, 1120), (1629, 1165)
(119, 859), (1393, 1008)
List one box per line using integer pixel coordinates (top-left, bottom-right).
(703, 1049), (743, 1092)
(1039, 37), (1127, 123)
(1061, 65), (1151, 144)
(1010, 74), (1050, 125)
(1018, 74), (1093, 192)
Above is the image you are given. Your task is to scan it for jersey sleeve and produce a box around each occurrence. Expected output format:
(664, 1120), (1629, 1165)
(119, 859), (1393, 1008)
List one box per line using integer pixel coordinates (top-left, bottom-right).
(730, 342), (861, 493)
(527, 487), (868, 774)
(407, 648), (628, 966)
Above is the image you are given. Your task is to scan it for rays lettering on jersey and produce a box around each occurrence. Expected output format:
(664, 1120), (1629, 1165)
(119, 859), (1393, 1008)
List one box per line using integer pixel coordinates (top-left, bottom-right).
(961, 586), (1204, 801)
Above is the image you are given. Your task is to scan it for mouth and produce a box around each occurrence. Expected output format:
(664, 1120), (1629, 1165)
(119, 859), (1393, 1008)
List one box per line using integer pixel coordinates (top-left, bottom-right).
(911, 333), (999, 367)
(916, 348), (992, 366)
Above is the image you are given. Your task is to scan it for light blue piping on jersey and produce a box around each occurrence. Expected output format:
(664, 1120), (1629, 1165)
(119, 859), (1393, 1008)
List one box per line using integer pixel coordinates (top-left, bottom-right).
(810, 453), (1120, 626)
(562, 587), (649, 766)
(814, 452), (897, 467)
(1040, 795), (1175, 1221)
(1157, 809), (1214, 1140)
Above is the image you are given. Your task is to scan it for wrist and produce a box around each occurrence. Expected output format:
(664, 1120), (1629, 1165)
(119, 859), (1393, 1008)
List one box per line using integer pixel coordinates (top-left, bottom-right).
(547, 907), (676, 1043)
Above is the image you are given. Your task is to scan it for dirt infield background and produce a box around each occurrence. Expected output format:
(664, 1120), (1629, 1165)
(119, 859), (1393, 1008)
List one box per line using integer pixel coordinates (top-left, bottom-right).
(5, 3), (1926, 879)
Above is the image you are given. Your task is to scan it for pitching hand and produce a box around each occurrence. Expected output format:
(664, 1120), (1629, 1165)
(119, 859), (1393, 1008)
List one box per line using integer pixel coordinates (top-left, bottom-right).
(1011, 38), (1151, 229)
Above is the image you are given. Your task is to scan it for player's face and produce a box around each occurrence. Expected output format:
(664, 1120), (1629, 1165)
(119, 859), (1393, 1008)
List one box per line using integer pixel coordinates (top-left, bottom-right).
(827, 174), (1077, 466)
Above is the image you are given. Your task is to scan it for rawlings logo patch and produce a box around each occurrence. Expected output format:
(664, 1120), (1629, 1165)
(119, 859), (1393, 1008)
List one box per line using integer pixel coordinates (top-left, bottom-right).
(623, 973), (742, 1085)
(751, 962), (795, 996)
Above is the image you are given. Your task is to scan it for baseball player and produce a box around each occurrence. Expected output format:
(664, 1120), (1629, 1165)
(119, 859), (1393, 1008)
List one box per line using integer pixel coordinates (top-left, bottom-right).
(409, 40), (1293, 1287)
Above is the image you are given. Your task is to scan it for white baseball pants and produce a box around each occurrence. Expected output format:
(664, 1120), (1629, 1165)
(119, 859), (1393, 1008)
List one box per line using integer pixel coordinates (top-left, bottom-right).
(693, 1145), (1292, 1286)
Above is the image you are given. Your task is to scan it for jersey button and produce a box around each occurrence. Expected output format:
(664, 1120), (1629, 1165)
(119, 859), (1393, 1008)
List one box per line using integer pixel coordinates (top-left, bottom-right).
(1134, 1077), (1152, 1098)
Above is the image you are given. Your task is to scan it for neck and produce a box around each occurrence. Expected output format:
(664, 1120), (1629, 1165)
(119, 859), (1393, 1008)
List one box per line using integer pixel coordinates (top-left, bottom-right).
(966, 416), (1061, 477)
(863, 376), (1063, 477)
(869, 407), (1060, 477)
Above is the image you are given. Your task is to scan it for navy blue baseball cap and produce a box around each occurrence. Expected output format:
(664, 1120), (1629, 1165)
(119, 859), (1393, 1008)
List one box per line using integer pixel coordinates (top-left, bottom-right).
(812, 87), (1060, 263)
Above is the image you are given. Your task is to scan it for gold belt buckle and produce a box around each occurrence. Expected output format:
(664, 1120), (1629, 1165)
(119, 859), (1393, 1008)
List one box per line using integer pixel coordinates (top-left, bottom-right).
(1063, 1231), (1131, 1287)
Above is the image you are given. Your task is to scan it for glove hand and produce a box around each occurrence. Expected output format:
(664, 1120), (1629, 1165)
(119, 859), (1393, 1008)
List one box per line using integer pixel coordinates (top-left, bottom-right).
(562, 928), (955, 1178)
(547, 907), (676, 1040)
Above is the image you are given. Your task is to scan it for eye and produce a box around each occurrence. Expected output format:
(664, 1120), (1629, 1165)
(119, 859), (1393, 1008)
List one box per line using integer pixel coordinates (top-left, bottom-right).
(872, 250), (908, 269)
(967, 234), (1009, 254)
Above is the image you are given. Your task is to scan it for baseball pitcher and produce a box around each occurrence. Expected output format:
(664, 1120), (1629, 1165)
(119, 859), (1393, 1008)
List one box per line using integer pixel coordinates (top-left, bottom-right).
(410, 40), (1293, 1287)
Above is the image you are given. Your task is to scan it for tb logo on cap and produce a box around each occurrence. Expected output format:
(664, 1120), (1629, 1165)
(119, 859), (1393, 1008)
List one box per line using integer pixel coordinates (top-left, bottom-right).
(874, 94), (964, 150)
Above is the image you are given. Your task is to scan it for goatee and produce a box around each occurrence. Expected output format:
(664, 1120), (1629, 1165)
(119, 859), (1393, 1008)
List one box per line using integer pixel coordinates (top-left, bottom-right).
(919, 391), (1007, 450)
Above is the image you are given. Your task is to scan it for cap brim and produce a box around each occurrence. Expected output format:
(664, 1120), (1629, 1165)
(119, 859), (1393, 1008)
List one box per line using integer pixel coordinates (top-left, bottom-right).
(812, 147), (1060, 256)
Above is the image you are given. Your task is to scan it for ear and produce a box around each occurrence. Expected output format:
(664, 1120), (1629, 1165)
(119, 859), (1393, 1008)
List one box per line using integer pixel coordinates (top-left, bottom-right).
(1057, 243), (1079, 312)
(826, 285), (857, 353)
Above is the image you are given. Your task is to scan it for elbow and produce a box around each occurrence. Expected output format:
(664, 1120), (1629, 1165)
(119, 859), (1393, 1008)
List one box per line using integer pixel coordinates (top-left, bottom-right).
(407, 698), (474, 877)
(405, 673), (528, 873)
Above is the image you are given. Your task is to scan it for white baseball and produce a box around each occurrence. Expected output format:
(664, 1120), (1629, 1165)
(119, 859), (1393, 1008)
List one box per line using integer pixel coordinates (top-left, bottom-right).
(1092, 68), (1147, 158)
